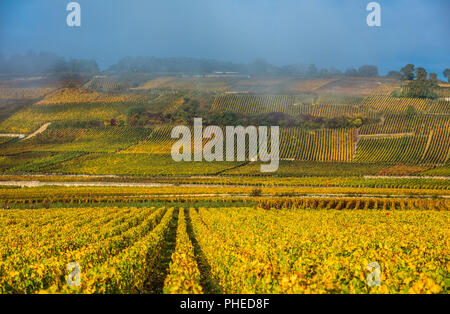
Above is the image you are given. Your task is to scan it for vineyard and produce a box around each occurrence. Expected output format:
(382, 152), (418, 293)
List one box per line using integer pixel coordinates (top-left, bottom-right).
(0, 75), (448, 170)
(280, 128), (357, 162)
(123, 125), (176, 154)
(36, 88), (147, 105)
(209, 93), (449, 165)
(132, 77), (233, 92)
(356, 114), (450, 164)
(0, 205), (448, 294)
(211, 94), (376, 118)
(0, 76), (448, 295)
(0, 87), (56, 100)
(2, 127), (152, 154)
(84, 77), (128, 91)
(0, 103), (130, 133)
(0, 183), (447, 210)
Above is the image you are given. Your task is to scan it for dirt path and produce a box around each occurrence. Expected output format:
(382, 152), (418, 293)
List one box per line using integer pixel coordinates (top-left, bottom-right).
(23, 122), (51, 140)
(144, 209), (179, 293)
(364, 175), (449, 180)
(2, 173), (448, 181)
(0, 133), (25, 138)
(0, 181), (175, 188)
(357, 133), (414, 139)
(0, 180), (447, 199)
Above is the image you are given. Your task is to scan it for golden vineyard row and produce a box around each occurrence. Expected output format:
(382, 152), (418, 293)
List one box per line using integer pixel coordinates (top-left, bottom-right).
(1, 206), (448, 294)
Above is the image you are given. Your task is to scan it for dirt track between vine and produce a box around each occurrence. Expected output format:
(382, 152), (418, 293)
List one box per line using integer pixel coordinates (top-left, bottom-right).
(0, 180), (448, 199)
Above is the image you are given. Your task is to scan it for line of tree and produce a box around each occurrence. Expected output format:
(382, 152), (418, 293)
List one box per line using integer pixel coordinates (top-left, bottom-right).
(1, 51), (447, 82)
(108, 56), (383, 78)
(389, 64), (443, 99)
(127, 97), (377, 129)
(386, 64), (449, 83)
(0, 51), (99, 74)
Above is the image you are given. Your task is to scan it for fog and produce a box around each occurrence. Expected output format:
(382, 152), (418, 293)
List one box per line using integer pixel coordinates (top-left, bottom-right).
(0, 0), (448, 76)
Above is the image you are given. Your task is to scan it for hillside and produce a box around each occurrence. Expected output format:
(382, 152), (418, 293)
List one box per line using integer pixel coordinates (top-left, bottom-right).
(0, 75), (449, 177)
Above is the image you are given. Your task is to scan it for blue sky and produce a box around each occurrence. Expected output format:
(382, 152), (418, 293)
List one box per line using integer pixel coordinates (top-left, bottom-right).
(0, 0), (448, 76)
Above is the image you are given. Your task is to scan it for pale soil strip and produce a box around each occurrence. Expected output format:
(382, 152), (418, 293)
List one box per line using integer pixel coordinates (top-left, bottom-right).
(0, 133), (25, 138)
(103, 194), (450, 199)
(23, 122), (51, 140)
(2, 173), (123, 178)
(420, 130), (434, 161)
(0, 181), (448, 199)
(364, 175), (449, 180)
(0, 181), (174, 188)
(1, 186), (447, 200)
(2, 173), (449, 181)
(357, 132), (414, 139)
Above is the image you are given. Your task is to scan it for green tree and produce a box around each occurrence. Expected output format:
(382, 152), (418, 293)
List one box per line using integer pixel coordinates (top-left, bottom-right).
(307, 64), (318, 77)
(416, 67), (427, 80)
(429, 73), (438, 83)
(386, 71), (402, 80)
(345, 68), (358, 77)
(406, 105), (416, 116)
(400, 64), (415, 81)
(402, 80), (436, 99)
(358, 65), (378, 77)
(444, 69), (450, 83)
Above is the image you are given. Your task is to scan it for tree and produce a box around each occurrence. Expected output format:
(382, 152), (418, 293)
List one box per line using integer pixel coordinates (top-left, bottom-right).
(415, 67), (427, 80)
(429, 73), (438, 85)
(386, 71), (402, 80)
(444, 69), (450, 83)
(249, 58), (275, 75)
(345, 68), (358, 77)
(352, 118), (363, 128)
(307, 64), (318, 77)
(402, 80), (436, 99)
(358, 65), (379, 77)
(0, 53), (6, 72)
(319, 68), (329, 78)
(400, 64), (415, 81)
(328, 66), (343, 77)
(406, 105), (416, 116)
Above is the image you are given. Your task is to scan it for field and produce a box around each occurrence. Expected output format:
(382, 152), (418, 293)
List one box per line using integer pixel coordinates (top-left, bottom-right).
(0, 204), (448, 294)
(0, 75), (448, 294)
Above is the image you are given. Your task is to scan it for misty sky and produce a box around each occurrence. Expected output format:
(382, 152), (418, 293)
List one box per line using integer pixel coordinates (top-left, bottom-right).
(0, 0), (449, 76)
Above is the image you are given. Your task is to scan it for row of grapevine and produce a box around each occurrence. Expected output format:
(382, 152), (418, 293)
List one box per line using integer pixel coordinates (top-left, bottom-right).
(123, 124), (207, 155)
(2, 127), (151, 154)
(1, 205), (447, 294)
(163, 208), (203, 294)
(355, 136), (427, 163)
(212, 94), (375, 118)
(280, 128), (357, 162)
(123, 125), (175, 154)
(189, 207), (447, 293)
(361, 95), (430, 113)
(0, 206), (170, 293)
(0, 87), (55, 100)
(123, 125), (358, 163)
(258, 198), (450, 211)
(84, 77), (127, 91)
(212, 95), (296, 115)
(355, 121), (449, 164)
(315, 95), (364, 105)
(36, 88), (146, 105)
(81, 207), (174, 293)
(428, 99), (450, 115)
(297, 104), (376, 118)
(359, 114), (449, 135)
